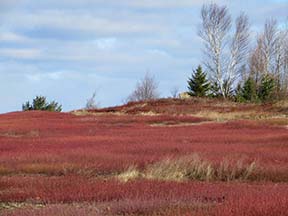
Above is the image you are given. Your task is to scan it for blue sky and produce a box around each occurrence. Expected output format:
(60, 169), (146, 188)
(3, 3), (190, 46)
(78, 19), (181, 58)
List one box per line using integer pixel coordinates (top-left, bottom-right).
(0, 0), (287, 113)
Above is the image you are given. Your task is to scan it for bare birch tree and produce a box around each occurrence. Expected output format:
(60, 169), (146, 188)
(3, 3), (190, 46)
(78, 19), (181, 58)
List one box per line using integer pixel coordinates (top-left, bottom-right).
(249, 18), (288, 96)
(249, 36), (266, 86)
(199, 3), (232, 98)
(227, 13), (250, 88)
(262, 19), (278, 75)
(199, 4), (251, 98)
(199, 3), (287, 99)
(274, 18), (288, 95)
(283, 31), (288, 95)
(278, 21), (288, 96)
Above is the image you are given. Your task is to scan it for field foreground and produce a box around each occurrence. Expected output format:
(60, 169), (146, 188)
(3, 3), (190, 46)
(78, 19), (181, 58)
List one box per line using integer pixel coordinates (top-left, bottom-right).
(0, 98), (288, 215)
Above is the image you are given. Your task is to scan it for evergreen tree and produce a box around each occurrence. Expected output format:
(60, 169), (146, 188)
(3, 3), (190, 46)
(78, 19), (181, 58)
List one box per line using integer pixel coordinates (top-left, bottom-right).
(22, 96), (62, 112)
(258, 74), (276, 102)
(187, 66), (210, 97)
(32, 96), (47, 111)
(236, 77), (258, 102)
(22, 101), (33, 111)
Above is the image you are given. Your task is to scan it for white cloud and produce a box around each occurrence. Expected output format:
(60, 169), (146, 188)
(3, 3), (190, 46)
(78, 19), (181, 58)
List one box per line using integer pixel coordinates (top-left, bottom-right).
(0, 31), (30, 42)
(147, 49), (170, 57)
(0, 48), (42, 59)
(25, 71), (65, 82)
(115, 0), (210, 8)
(93, 37), (117, 50)
(3, 10), (168, 35)
(21, 0), (221, 9)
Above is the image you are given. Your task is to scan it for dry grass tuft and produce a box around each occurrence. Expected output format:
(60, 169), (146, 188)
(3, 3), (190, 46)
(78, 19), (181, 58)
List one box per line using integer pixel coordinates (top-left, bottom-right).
(273, 100), (288, 109)
(145, 158), (187, 181)
(117, 166), (142, 182)
(138, 111), (159, 116)
(117, 155), (258, 182)
(145, 155), (214, 181)
(0, 202), (26, 211)
(216, 160), (257, 181)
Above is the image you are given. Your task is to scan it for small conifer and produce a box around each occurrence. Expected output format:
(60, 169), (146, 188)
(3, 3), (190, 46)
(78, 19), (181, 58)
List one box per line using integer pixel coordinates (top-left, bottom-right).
(187, 66), (210, 97)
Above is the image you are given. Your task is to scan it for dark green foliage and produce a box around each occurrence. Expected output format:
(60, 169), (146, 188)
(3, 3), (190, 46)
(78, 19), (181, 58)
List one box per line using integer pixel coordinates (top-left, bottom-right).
(258, 74), (276, 102)
(32, 96), (46, 111)
(187, 66), (210, 97)
(22, 96), (62, 112)
(22, 101), (33, 111)
(236, 75), (276, 103)
(236, 77), (258, 102)
(209, 81), (222, 98)
(209, 80), (233, 98)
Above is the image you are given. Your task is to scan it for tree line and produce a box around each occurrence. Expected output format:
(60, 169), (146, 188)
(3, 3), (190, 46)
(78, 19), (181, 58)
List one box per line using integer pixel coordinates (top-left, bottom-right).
(22, 3), (287, 112)
(195, 3), (288, 102)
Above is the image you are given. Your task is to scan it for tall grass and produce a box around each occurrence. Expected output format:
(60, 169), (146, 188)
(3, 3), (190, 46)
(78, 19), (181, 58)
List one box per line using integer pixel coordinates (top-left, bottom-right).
(118, 155), (258, 182)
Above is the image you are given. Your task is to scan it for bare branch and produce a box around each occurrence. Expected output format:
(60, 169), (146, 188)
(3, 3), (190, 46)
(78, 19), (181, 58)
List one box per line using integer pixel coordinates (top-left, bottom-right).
(262, 18), (278, 74)
(170, 86), (180, 98)
(85, 91), (99, 109)
(127, 73), (160, 102)
(227, 13), (250, 84)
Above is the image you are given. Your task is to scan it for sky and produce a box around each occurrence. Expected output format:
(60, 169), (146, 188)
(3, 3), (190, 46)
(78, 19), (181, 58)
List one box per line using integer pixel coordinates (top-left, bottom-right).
(0, 0), (287, 113)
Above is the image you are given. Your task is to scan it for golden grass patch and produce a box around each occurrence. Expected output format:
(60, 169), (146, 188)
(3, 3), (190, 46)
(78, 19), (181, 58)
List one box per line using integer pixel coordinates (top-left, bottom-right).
(117, 166), (142, 182)
(193, 110), (260, 121)
(117, 155), (258, 182)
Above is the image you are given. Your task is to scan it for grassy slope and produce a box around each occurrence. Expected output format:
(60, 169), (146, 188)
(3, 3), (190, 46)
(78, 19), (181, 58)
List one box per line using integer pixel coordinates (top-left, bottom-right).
(0, 98), (288, 216)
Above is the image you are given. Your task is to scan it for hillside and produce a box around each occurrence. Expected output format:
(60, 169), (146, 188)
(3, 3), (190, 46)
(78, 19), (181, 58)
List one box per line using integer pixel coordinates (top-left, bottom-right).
(0, 98), (288, 216)
(76, 98), (288, 122)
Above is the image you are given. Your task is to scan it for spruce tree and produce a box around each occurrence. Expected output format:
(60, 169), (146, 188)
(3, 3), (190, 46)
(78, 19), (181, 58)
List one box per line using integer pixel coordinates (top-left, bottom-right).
(242, 78), (258, 102)
(258, 74), (276, 102)
(236, 77), (258, 102)
(187, 66), (210, 97)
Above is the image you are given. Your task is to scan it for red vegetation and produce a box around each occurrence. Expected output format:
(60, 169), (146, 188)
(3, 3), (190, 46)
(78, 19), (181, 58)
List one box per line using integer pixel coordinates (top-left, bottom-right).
(1, 176), (288, 216)
(0, 99), (288, 215)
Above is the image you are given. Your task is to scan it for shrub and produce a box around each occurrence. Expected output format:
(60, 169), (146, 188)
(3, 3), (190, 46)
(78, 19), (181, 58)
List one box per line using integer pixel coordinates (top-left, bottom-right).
(22, 96), (62, 112)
